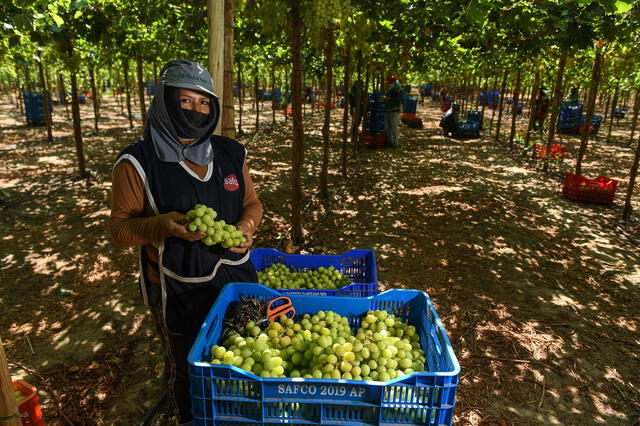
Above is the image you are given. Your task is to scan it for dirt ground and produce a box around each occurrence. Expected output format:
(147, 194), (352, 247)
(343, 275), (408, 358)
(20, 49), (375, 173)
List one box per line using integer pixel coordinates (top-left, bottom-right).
(0, 91), (639, 425)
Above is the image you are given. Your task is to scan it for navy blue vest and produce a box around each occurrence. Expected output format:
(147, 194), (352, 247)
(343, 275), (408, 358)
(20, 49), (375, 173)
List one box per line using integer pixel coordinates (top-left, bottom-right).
(115, 135), (257, 335)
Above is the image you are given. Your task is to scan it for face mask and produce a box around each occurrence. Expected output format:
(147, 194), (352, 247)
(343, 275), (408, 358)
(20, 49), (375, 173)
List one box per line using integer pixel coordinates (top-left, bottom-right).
(183, 108), (210, 127)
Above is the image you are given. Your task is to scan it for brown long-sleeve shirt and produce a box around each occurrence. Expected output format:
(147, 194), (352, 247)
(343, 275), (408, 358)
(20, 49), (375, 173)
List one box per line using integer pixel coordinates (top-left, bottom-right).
(109, 157), (263, 283)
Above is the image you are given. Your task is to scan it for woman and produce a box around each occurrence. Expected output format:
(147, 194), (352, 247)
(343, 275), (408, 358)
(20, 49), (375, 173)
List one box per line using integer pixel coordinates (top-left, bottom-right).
(109, 59), (263, 424)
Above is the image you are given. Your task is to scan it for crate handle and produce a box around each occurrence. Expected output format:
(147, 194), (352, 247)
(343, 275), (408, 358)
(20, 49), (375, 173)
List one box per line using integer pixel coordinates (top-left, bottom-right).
(430, 324), (443, 356)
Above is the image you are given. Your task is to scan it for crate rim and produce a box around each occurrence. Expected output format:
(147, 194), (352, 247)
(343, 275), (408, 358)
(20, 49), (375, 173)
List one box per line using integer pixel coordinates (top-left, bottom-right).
(188, 283), (461, 380)
(250, 247), (378, 293)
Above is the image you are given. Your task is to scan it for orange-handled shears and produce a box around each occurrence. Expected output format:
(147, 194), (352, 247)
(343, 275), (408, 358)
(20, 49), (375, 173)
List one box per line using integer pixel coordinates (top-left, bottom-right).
(266, 297), (296, 322)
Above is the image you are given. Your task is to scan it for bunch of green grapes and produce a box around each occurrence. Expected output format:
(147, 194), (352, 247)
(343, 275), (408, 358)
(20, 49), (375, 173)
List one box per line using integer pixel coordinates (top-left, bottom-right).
(14, 390), (25, 403)
(257, 264), (352, 290)
(186, 204), (246, 248)
(210, 309), (426, 384)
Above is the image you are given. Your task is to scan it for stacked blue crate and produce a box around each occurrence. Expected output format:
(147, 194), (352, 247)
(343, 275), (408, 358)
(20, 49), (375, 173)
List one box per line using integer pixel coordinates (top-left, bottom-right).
(403, 95), (418, 113)
(23, 91), (52, 125)
(145, 82), (156, 96)
(366, 93), (385, 135)
(613, 108), (627, 119)
(479, 91), (500, 106)
(273, 89), (282, 105)
(579, 114), (603, 134)
(557, 102), (584, 133)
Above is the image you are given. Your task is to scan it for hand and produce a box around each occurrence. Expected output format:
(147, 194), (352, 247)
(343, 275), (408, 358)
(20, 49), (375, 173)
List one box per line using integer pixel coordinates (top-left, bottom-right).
(229, 220), (254, 254)
(159, 211), (205, 242)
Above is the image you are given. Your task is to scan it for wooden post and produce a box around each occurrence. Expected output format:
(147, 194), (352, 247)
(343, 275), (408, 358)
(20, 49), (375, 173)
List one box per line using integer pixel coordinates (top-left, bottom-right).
(208, 0), (224, 136)
(222, 0), (235, 138)
(0, 338), (22, 426)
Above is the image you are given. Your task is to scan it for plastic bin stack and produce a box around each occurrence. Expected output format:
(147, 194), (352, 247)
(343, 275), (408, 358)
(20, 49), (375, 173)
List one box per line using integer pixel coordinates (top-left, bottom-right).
(273, 89), (282, 106)
(479, 91), (500, 107)
(557, 102), (584, 134)
(466, 110), (483, 129)
(365, 93), (386, 136)
(578, 114), (603, 135)
(22, 91), (52, 126)
(145, 82), (156, 96)
(403, 95), (418, 114)
(613, 108), (627, 119)
(188, 283), (460, 426)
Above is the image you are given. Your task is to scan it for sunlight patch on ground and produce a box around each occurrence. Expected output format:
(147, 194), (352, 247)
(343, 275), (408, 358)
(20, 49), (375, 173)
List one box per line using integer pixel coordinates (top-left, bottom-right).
(37, 156), (66, 165)
(398, 185), (466, 196)
(25, 251), (69, 275)
(549, 293), (583, 308)
(87, 208), (110, 219)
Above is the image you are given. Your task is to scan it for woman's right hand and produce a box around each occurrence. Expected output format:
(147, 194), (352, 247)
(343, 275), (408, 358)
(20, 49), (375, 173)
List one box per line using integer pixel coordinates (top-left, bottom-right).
(159, 211), (205, 242)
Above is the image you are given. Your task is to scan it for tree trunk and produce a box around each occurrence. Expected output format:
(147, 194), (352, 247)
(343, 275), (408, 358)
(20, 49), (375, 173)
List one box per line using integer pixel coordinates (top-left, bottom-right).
(271, 63), (276, 125)
(37, 59), (53, 141)
(222, 0), (235, 138)
(123, 60), (133, 129)
(254, 69), (260, 131)
(136, 51), (146, 126)
(628, 88), (640, 146)
(360, 63), (371, 144)
(509, 67), (522, 149)
(237, 60), (243, 134)
(544, 55), (567, 171)
(69, 60), (88, 178)
(603, 93), (611, 124)
(606, 80), (620, 140)
(495, 70), (509, 141)
(287, 3), (305, 246)
(480, 76), (488, 121)
(488, 72), (499, 134)
(341, 44), (351, 176)
(320, 28), (334, 199)
(351, 55), (363, 148)
(153, 60), (158, 88)
(623, 134), (640, 219)
(88, 65), (99, 133)
(524, 67), (540, 148)
(575, 49), (604, 177)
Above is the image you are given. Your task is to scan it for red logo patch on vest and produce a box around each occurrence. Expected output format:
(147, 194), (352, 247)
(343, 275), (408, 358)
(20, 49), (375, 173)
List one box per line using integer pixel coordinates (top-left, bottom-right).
(223, 174), (239, 191)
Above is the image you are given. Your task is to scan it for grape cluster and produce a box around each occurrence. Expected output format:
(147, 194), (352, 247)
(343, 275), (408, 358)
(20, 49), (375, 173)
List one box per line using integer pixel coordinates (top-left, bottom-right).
(211, 309), (426, 382)
(303, 0), (351, 35)
(257, 264), (352, 290)
(14, 390), (25, 403)
(186, 204), (246, 248)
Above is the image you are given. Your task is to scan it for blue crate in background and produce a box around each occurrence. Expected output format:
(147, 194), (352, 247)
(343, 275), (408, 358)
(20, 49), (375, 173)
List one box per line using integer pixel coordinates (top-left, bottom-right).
(466, 110), (483, 129)
(188, 283), (460, 426)
(613, 108), (627, 119)
(22, 91), (52, 125)
(340, 97), (345, 108)
(456, 121), (481, 138)
(273, 89), (282, 105)
(146, 82), (156, 96)
(479, 91), (500, 106)
(403, 95), (418, 113)
(250, 248), (378, 297)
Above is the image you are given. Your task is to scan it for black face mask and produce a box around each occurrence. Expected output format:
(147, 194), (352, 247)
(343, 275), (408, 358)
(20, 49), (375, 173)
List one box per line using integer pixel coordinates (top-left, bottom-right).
(183, 108), (210, 127)
(164, 85), (213, 139)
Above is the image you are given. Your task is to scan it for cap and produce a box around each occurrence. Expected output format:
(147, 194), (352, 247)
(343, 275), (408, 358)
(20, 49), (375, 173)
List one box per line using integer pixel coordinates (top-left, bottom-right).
(160, 59), (217, 98)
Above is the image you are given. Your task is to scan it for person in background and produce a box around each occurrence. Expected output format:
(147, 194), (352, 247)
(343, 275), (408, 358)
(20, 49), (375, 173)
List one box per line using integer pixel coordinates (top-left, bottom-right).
(563, 87), (579, 103)
(533, 87), (550, 131)
(381, 74), (404, 148)
(440, 102), (460, 138)
(109, 59), (263, 425)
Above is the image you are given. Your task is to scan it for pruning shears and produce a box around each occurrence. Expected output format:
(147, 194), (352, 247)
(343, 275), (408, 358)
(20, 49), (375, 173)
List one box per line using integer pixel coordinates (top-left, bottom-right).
(266, 296), (296, 322)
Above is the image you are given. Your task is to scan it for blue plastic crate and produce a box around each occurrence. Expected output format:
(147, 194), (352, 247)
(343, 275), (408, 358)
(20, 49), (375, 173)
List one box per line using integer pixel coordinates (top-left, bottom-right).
(250, 248), (378, 297)
(466, 110), (483, 129)
(403, 96), (418, 114)
(188, 283), (460, 425)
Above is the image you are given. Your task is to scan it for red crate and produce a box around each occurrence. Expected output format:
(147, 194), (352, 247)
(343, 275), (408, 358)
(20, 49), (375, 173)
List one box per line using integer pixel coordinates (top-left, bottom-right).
(441, 99), (452, 112)
(361, 132), (386, 149)
(562, 173), (617, 205)
(533, 143), (566, 161)
(401, 112), (416, 119)
(12, 380), (44, 426)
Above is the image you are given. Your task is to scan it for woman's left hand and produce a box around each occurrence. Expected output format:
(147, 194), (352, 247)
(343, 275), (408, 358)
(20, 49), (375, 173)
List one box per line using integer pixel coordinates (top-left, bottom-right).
(229, 221), (254, 254)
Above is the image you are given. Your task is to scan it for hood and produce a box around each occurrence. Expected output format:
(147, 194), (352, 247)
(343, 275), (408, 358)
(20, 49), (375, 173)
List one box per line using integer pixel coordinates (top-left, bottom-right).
(144, 59), (220, 165)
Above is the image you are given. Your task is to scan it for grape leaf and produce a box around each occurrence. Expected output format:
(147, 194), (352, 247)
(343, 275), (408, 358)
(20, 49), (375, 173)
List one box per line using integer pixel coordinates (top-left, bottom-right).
(614, 0), (633, 13)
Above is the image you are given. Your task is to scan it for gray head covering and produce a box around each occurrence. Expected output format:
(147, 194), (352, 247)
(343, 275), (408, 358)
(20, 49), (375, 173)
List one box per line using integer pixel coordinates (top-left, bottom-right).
(144, 59), (220, 165)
